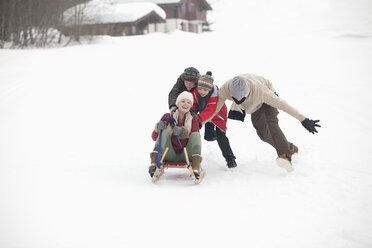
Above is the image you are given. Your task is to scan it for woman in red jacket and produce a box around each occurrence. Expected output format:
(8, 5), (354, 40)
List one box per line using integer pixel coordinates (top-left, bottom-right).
(149, 91), (202, 179)
(191, 72), (237, 168)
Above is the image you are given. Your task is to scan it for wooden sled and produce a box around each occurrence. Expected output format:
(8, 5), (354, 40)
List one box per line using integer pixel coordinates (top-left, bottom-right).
(152, 147), (204, 184)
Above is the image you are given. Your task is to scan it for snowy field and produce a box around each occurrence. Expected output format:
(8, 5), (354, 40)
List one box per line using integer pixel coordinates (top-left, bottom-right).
(1, 0), (372, 247)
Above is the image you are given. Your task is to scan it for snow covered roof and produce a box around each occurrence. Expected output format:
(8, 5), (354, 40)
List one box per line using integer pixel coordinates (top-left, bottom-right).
(114, 0), (213, 6)
(151, 0), (182, 4)
(64, 1), (166, 25)
(113, 0), (212, 9)
(114, 0), (183, 4)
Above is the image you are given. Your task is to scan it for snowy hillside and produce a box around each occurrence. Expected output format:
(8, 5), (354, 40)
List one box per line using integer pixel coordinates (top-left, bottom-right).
(1, 0), (372, 248)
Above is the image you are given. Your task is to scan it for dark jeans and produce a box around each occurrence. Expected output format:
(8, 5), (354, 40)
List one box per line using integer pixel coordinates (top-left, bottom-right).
(251, 104), (291, 157)
(204, 122), (235, 159)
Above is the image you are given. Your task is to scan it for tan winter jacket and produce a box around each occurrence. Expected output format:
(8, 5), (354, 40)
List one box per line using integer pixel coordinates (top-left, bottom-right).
(210, 73), (306, 122)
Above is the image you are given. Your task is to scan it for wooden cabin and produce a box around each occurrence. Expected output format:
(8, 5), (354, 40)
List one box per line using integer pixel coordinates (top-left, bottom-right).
(62, 0), (213, 37)
(62, 2), (166, 36)
(154, 0), (213, 33)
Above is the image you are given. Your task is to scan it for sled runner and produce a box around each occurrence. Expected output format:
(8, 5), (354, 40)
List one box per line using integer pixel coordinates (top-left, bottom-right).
(152, 146), (205, 184)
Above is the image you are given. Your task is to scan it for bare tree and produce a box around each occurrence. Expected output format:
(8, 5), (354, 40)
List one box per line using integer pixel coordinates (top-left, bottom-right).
(63, 0), (105, 44)
(0, 0), (89, 48)
(66, 2), (87, 43)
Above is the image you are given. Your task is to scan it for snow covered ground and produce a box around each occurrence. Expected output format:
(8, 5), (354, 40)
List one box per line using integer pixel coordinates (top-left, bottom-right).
(1, 0), (372, 247)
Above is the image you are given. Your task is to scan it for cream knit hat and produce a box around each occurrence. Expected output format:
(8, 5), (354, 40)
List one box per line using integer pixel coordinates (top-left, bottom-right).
(176, 91), (194, 106)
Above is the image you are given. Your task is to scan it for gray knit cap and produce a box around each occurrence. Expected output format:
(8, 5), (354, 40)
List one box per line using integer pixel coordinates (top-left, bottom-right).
(230, 76), (249, 98)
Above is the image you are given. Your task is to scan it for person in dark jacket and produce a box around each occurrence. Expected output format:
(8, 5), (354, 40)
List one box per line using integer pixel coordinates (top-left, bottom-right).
(168, 67), (200, 113)
(191, 72), (237, 168)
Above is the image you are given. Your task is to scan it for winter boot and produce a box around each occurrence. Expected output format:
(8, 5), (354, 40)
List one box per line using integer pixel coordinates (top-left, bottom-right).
(191, 154), (202, 179)
(289, 143), (298, 156)
(148, 151), (158, 178)
(225, 155), (237, 168)
(276, 154), (294, 173)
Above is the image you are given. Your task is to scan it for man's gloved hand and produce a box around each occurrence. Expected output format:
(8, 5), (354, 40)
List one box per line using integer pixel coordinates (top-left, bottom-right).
(157, 121), (167, 131)
(301, 118), (321, 134)
(169, 106), (177, 114)
(173, 126), (182, 136)
(228, 109), (246, 122)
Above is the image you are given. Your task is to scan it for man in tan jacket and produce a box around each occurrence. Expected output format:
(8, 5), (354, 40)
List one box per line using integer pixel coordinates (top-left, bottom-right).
(207, 73), (320, 172)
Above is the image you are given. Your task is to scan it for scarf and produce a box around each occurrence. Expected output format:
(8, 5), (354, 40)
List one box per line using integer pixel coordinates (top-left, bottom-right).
(197, 90), (213, 113)
(166, 110), (193, 136)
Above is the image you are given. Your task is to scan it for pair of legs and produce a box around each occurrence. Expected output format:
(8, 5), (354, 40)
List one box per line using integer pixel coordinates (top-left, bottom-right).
(251, 104), (295, 160)
(152, 131), (202, 172)
(204, 122), (236, 166)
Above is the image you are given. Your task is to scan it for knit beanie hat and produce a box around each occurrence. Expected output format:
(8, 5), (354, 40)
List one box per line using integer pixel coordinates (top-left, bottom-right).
(198, 71), (214, 91)
(230, 76), (249, 98)
(181, 67), (200, 84)
(176, 91), (194, 106)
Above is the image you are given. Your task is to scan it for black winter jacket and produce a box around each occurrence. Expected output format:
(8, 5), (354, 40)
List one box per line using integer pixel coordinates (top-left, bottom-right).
(168, 77), (197, 109)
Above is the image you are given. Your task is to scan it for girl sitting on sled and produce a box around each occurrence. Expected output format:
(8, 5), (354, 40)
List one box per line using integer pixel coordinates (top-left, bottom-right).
(149, 91), (203, 179)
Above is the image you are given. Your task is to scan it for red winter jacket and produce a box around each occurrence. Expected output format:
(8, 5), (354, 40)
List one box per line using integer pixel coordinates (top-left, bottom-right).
(152, 113), (199, 153)
(192, 85), (228, 132)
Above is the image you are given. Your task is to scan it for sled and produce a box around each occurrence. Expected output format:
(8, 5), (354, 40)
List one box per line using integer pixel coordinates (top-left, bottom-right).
(276, 157), (294, 173)
(152, 116), (204, 184)
(152, 147), (204, 184)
